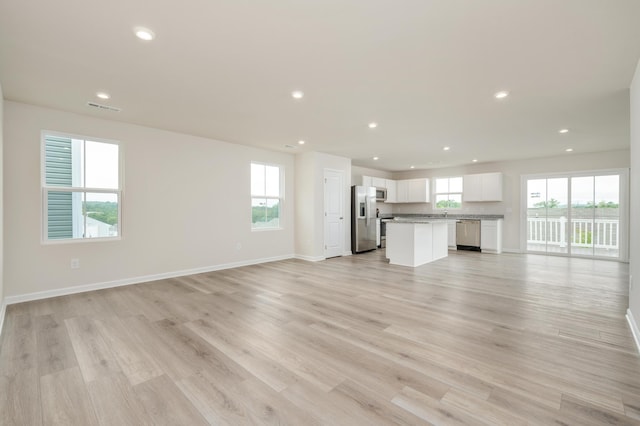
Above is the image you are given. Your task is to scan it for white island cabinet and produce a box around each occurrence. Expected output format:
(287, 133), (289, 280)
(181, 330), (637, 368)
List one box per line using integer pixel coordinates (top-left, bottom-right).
(386, 221), (448, 267)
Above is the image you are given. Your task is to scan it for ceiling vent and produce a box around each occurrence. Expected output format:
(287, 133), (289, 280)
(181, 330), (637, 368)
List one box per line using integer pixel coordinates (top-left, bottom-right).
(86, 101), (122, 112)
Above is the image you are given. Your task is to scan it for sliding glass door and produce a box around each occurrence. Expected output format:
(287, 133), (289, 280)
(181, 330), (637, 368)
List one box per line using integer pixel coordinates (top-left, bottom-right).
(524, 170), (626, 260)
(570, 175), (620, 258)
(526, 178), (569, 254)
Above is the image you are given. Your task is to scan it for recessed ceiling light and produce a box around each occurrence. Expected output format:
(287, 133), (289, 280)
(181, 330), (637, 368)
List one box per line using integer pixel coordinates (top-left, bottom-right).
(443, 146), (450, 151)
(559, 129), (569, 134)
(298, 140), (305, 145)
(368, 122), (378, 129)
(472, 159), (478, 162)
(291, 91), (304, 99)
(96, 92), (110, 100)
(134, 27), (155, 41)
(566, 148), (573, 152)
(494, 91), (509, 99)
(373, 157), (379, 160)
(410, 165), (415, 169)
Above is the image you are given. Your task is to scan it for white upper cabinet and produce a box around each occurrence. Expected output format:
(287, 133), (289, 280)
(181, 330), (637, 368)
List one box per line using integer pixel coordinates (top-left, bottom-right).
(358, 176), (429, 203)
(396, 180), (409, 203)
(408, 179), (429, 203)
(394, 178), (429, 203)
(481, 173), (503, 201)
(360, 175), (387, 189)
(463, 174), (483, 202)
(463, 172), (503, 202)
(385, 179), (397, 203)
(372, 177), (386, 188)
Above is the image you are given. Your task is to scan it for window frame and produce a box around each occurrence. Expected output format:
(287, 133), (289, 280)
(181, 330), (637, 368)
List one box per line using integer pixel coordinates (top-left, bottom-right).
(41, 130), (123, 244)
(433, 176), (463, 210)
(250, 161), (284, 231)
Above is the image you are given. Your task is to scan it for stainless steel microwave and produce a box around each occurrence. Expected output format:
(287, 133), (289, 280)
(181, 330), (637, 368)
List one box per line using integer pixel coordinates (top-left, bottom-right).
(375, 187), (387, 201)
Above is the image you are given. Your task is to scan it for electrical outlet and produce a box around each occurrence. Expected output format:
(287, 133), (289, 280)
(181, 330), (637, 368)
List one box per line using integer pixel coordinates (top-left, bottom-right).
(71, 258), (80, 269)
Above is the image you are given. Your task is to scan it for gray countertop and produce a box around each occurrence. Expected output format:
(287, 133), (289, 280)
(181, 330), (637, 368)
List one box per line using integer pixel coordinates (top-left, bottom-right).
(380, 214), (504, 221)
(386, 218), (450, 224)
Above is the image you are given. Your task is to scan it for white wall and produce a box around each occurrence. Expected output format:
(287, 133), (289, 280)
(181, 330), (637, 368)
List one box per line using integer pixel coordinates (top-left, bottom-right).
(629, 59), (640, 341)
(0, 83), (5, 329)
(295, 151), (351, 260)
(294, 152), (317, 259)
(389, 150), (629, 252)
(3, 102), (295, 299)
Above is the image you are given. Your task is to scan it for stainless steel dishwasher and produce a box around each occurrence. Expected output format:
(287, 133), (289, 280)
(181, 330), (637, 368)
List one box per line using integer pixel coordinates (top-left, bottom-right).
(456, 220), (481, 251)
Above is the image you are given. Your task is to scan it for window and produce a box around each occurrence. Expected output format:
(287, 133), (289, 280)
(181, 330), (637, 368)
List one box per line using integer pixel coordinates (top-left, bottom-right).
(251, 162), (282, 229)
(42, 132), (121, 242)
(434, 177), (462, 209)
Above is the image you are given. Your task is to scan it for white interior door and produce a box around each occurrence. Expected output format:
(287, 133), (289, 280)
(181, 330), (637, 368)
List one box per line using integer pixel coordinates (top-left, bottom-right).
(324, 169), (344, 258)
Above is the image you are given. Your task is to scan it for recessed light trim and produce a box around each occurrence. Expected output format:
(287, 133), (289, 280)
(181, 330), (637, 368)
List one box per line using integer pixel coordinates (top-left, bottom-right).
(559, 128), (569, 134)
(373, 156), (379, 160)
(368, 122), (378, 129)
(443, 146), (450, 151)
(410, 165), (415, 169)
(565, 148), (573, 152)
(134, 27), (155, 41)
(96, 92), (110, 100)
(291, 91), (304, 99)
(494, 91), (509, 99)
(472, 159), (478, 162)
(298, 140), (305, 145)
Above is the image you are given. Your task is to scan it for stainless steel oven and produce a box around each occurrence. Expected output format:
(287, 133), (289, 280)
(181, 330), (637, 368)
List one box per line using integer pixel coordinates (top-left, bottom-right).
(380, 219), (388, 248)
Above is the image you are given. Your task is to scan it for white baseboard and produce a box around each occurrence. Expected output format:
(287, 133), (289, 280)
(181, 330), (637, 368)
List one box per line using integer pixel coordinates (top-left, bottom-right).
(0, 300), (7, 339)
(294, 254), (326, 262)
(502, 247), (522, 254)
(4, 254), (296, 306)
(627, 309), (640, 354)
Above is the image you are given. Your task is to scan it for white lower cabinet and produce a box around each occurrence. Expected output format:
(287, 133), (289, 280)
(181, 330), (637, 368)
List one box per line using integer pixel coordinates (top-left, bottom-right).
(447, 220), (457, 249)
(481, 219), (503, 254)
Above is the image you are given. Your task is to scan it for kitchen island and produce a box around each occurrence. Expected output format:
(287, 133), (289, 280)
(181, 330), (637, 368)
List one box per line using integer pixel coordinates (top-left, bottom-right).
(385, 220), (448, 267)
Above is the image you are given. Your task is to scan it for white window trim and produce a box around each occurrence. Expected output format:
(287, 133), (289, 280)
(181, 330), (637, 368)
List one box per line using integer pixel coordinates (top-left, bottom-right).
(433, 176), (463, 210)
(251, 161), (284, 231)
(41, 130), (123, 244)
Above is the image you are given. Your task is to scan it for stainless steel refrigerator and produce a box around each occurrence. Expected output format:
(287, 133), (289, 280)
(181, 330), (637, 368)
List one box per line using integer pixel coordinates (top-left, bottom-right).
(351, 186), (377, 253)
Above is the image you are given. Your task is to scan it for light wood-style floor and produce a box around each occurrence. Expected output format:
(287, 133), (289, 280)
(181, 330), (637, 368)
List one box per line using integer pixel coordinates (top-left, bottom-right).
(1, 250), (640, 425)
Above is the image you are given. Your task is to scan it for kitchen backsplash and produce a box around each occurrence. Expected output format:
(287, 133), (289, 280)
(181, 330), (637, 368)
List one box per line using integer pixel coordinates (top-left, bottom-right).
(390, 202), (505, 216)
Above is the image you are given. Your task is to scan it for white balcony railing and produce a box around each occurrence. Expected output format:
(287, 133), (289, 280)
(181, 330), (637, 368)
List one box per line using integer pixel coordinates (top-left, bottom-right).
(527, 217), (619, 249)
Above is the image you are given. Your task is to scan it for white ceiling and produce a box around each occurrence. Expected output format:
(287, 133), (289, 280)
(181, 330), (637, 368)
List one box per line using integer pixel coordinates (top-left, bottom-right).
(1, 1), (640, 171)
